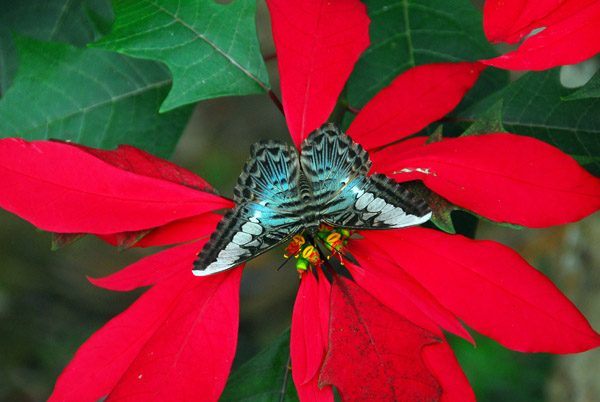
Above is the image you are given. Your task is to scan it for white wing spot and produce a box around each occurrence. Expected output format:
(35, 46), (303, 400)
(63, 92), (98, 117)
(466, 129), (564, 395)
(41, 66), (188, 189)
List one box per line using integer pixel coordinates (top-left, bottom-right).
(355, 192), (374, 210)
(366, 197), (386, 212)
(232, 231), (252, 245)
(242, 222), (263, 235)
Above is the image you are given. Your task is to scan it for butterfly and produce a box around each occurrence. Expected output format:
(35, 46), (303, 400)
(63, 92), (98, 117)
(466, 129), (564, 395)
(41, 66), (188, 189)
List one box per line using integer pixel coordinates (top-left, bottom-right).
(193, 123), (432, 276)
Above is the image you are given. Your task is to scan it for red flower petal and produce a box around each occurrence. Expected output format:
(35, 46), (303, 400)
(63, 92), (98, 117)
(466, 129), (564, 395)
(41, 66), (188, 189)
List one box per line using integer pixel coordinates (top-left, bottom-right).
(89, 241), (207, 291)
(366, 228), (600, 353)
(105, 268), (242, 402)
(347, 239), (474, 344)
(347, 63), (486, 151)
(317, 267), (331, 344)
(0, 139), (232, 233)
(50, 268), (240, 401)
(373, 134), (600, 227)
(483, 0), (565, 44)
(482, 0), (600, 70)
(319, 277), (442, 401)
(422, 339), (475, 402)
(291, 270), (327, 386)
(134, 212), (222, 247)
(266, 0), (370, 148)
(296, 374), (334, 402)
(59, 142), (216, 193)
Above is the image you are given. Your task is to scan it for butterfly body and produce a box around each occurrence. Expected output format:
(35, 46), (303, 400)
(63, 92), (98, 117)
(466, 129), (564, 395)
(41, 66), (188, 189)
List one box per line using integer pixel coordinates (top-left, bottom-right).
(193, 123), (432, 276)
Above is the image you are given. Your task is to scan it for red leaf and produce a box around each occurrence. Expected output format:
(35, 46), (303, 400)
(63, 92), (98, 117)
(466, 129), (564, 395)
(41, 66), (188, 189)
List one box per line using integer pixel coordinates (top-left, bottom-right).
(319, 277), (442, 402)
(422, 339), (475, 402)
(294, 268), (334, 402)
(482, 0), (600, 70)
(483, 0), (565, 44)
(292, 270), (327, 386)
(49, 268), (231, 401)
(106, 268), (242, 402)
(89, 241), (207, 291)
(0, 138), (232, 233)
(96, 212), (222, 248)
(372, 133), (600, 227)
(347, 240), (474, 344)
(60, 142), (216, 193)
(266, 0), (370, 148)
(296, 374), (334, 402)
(364, 228), (600, 353)
(347, 63), (486, 151)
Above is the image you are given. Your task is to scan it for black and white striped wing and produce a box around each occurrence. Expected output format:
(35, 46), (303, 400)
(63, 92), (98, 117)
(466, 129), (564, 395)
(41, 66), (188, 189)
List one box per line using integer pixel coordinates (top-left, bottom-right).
(301, 123), (432, 230)
(193, 140), (303, 276)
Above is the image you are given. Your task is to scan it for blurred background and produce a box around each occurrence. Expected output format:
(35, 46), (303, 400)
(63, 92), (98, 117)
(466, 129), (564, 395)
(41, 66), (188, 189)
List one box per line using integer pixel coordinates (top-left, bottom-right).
(1, 1), (599, 401)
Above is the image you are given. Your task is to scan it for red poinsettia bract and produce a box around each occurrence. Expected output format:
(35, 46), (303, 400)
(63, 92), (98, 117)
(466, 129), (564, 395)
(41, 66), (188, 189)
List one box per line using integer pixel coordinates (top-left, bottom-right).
(1, 1), (600, 401)
(482, 0), (600, 70)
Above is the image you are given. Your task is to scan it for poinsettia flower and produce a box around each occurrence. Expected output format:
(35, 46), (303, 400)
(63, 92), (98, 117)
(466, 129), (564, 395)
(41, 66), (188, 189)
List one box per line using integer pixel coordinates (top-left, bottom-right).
(481, 0), (600, 70)
(1, 1), (600, 402)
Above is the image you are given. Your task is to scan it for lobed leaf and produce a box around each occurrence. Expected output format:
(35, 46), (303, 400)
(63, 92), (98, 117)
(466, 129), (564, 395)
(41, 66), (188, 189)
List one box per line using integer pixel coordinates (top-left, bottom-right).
(0, 0), (112, 94)
(0, 36), (191, 158)
(93, 0), (269, 112)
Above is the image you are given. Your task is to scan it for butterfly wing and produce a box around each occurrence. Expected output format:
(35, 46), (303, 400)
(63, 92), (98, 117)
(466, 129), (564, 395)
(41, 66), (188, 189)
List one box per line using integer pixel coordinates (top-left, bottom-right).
(193, 140), (303, 276)
(301, 123), (432, 230)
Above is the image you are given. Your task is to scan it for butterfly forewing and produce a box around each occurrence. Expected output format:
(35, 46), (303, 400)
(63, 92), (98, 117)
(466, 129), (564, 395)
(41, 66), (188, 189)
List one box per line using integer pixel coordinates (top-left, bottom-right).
(194, 141), (303, 276)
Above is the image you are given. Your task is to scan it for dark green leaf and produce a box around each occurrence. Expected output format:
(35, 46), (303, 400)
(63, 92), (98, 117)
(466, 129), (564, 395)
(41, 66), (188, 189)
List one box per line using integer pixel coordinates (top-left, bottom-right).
(406, 181), (458, 234)
(461, 99), (506, 136)
(51, 233), (87, 250)
(562, 68), (600, 101)
(346, 0), (498, 109)
(0, 0), (113, 94)
(0, 36), (191, 158)
(220, 328), (299, 402)
(92, 0), (270, 112)
(460, 69), (600, 176)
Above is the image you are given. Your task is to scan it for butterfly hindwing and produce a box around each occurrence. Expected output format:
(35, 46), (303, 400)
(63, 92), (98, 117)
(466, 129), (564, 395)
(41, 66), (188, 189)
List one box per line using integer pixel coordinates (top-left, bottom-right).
(321, 172), (432, 229)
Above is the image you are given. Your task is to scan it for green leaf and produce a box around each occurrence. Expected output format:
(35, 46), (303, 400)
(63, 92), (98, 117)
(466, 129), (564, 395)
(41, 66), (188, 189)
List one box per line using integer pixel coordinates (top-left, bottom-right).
(220, 328), (300, 402)
(461, 99), (506, 136)
(0, 36), (191, 158)
(92, 0), (270, 112)
(346, 0), (498, 109)
(460, 69), (600, 176)
(562, 68), (600, 101)
(0, 0), (113, 95)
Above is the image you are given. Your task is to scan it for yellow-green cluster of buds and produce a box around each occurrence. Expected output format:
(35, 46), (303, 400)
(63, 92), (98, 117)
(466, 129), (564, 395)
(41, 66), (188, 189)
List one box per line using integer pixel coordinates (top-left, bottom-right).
(283, 226), (352, 276)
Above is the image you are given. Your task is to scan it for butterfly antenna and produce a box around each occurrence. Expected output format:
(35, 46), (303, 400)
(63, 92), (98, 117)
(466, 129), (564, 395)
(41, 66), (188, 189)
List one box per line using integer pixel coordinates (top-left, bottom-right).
(276, 257), (291, 272)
